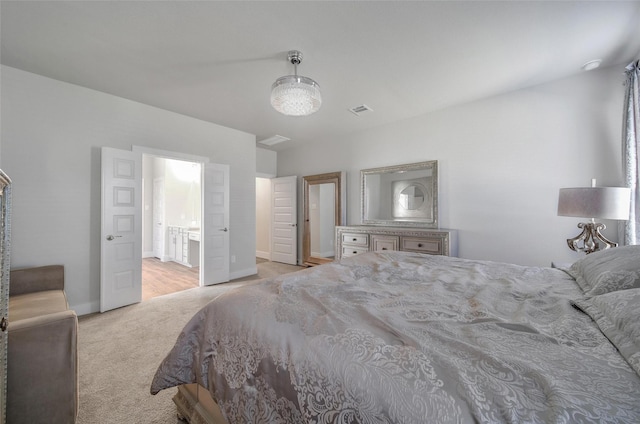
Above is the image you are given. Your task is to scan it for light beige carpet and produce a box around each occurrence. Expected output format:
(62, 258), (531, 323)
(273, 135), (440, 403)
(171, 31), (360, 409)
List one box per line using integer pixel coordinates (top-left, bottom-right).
(77, 260), (303, 424)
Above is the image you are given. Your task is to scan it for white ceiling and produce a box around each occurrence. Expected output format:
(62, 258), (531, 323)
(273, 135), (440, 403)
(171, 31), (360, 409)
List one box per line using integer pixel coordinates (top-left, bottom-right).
(2, 1), (640, 151)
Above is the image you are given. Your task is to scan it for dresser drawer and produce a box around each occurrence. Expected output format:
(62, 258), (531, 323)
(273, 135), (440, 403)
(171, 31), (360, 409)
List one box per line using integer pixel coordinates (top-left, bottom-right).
(371, 235), (399, 252)
(341, 233), (368, 247)
(335, 226), (455, 260)
(401, 237), (443, 255)
(342, 246), (369, 257)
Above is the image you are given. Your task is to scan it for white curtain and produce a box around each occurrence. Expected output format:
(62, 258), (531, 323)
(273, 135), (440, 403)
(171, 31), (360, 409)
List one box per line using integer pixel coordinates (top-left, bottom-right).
(621, 59), (640, 245)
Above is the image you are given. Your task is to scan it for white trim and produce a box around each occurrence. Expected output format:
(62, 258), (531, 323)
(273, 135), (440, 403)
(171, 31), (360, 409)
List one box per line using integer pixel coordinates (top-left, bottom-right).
(142, 250), (154, 258)
(256, 250), (271, 260)
(73, 300), (99, 316)
(134, 146), (222, 289)
(229, 266), (258, 281)
(256, 172), (276, 178)
(132, 145), (210, 164)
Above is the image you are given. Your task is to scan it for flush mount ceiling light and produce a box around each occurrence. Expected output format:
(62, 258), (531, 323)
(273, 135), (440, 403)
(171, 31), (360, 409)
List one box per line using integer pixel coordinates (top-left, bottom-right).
(581, 59), (602, 71)
(271, 50), (321, 117)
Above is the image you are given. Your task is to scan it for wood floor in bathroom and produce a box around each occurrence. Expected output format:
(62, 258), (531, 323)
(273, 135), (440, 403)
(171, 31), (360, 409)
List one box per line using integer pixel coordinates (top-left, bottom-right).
(142, 257), (199, 300)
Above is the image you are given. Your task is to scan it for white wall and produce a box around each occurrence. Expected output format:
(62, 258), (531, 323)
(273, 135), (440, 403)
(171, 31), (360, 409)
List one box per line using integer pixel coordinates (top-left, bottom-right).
(278, 65), (628, 267)
(256, 147), (277, 177)
(0, 65), (257, 315)
(255, 149), (276, 259)
(142, 155), (155, 255)
(163, 159), (202, 229)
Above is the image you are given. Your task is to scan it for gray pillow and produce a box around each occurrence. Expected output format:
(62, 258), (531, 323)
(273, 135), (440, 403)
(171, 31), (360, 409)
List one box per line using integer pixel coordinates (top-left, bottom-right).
(567, 245), (640, 296)
(573, 288), (640, 377)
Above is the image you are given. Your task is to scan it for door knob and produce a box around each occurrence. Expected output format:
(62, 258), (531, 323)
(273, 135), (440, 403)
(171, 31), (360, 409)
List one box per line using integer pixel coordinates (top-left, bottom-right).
(106, 235), (122, 241)
(219, 227), (228, 232)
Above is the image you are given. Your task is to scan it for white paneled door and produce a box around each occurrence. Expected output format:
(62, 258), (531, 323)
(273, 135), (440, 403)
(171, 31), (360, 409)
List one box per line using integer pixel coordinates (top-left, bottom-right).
(271, 176), (297, 265)
(201, 163), (230, 285)
(100, 147), (142, 312)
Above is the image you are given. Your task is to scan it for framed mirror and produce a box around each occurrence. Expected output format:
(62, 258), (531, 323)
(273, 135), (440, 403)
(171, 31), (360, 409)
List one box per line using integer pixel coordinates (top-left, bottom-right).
(361, 160), (438, 227)
(303, 172), (346, 266)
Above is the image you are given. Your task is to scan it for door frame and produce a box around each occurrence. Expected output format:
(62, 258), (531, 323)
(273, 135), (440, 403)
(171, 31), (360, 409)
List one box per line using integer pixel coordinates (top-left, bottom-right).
(133, 146), (211, 287)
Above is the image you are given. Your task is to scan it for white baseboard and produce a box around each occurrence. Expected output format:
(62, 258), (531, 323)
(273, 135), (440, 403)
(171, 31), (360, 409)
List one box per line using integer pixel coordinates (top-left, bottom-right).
(141, 252), (172, 261)
(73, 300), (100, 316)
(230, 266), (258, 281)
(256, 250), (270, 260)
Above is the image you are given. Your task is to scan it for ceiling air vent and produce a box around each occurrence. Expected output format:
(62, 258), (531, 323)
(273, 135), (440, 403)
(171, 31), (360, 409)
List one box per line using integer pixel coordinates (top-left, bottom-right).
(258, 135), (291, 146)
(348, 104), (373, 116)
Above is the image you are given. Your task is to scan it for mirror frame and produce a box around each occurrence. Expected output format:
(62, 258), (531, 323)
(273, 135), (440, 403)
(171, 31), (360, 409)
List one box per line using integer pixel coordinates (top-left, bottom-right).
(361, 160), (438, 227)
(303, 171), (346, 266)
(0, 169), (11, 424)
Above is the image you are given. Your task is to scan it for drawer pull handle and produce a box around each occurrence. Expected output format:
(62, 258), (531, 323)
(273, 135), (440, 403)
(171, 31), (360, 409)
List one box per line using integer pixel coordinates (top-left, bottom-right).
(353, 251), (357, 254)
(352, 238), (357, 241)
(418, 243), (423, 247)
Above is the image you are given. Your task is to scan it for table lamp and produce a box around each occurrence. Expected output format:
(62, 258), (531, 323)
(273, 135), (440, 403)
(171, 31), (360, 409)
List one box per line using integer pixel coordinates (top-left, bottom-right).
(557, 179), (631, 254)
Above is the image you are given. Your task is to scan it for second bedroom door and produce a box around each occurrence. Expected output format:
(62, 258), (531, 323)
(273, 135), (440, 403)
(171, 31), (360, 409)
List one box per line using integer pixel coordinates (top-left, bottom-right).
(270, 176), (297, 265)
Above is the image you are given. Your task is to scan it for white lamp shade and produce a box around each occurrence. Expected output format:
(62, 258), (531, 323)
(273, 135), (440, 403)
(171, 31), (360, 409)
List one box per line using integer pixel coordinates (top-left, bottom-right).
(558, 187), (631, 220)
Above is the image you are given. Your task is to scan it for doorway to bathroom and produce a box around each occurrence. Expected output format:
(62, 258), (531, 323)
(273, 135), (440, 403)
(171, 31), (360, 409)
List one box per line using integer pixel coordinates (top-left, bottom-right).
(101, 146), (229, 311)
(141, 156), (202, 300)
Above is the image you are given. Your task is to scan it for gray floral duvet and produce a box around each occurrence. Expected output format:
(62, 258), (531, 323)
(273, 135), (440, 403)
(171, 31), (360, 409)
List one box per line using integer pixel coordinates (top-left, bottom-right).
(151, 251), (640, 423)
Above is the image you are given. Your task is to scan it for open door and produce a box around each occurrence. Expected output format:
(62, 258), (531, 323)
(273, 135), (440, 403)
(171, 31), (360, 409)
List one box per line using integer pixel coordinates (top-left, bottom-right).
(271, 176), (297, 265)
(100, 147), (142, 312)
(201, 163), (230, 285)
(152, 177), (165, 260)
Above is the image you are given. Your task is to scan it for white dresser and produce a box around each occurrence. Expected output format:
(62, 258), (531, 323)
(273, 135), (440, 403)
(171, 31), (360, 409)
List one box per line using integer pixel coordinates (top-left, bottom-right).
(335, 226), (457, 260)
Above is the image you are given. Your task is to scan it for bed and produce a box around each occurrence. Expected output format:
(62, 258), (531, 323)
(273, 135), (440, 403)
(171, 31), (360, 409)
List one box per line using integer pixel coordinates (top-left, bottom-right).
(151, 247), (640, 423)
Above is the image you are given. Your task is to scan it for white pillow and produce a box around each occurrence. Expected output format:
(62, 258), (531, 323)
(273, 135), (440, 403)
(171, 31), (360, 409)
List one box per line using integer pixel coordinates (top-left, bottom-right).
(567, 245), (640, 296)
(573, 288), (640, 376)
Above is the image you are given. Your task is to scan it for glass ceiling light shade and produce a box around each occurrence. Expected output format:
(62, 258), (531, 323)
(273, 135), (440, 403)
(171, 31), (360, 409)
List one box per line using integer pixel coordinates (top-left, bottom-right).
(271, 50), (321, 117)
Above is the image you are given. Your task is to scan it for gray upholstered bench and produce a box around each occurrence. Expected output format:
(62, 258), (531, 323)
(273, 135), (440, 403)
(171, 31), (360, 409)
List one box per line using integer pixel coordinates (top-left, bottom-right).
(8, 265), (78, 424)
